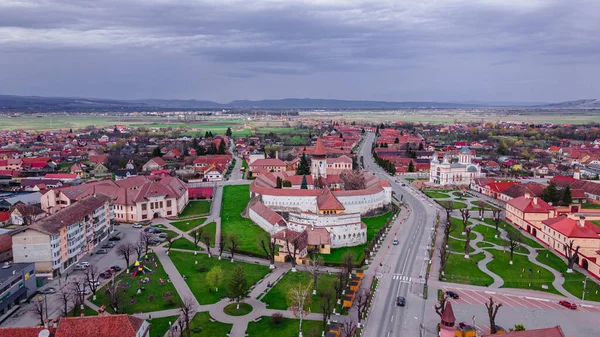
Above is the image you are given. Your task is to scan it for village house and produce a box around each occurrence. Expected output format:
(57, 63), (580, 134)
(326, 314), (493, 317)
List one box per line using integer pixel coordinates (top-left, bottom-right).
(142, 157), (168, 172)
(10, 204), (46, 226)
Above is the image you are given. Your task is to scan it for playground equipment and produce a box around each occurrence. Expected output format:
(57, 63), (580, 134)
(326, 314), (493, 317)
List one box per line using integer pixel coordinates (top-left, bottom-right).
(132, 259), (153, 277)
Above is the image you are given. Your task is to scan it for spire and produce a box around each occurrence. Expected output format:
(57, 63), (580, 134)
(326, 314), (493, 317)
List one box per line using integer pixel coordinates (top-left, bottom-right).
(441, 302), (456, 327)
(313, 137), (327, 157)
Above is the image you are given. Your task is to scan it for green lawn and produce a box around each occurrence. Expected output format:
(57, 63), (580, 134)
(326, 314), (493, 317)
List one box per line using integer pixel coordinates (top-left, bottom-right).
(581, 203), (600, 209)
(224, 303), (253, 316)
(246, 316), (324, 337)
(482, 219), (543, 249)
(319, 244), (365, 265)
(536, 250), (600, 302)
(425, 191), (451, 199)
(487, 252), (559, 295)
(221, 185), (270, 256)
(477, 241), (495, 249)
(67, 304), (98, 317)
(437, 200), (468, 209)
(149, 315), (180, 337)
(592, 220), (600, 228)
(261, 271), (338, 313)
(471, 224), (528, 254)
(443, 253), (494, 286)
(92, 252), (181, 314)
(171, 218), (207, 232)
(447, 236), (472, 253)
(470, 200), (497, 210)
(170, 237), (202, 251)
(449, 217), (471, 231)
(179, 200), (212, 218)
(168, 251), (270, 304)
(363, 211), (393, 241)
(188, 312), (232, 337)
(190, 221), (217, 248)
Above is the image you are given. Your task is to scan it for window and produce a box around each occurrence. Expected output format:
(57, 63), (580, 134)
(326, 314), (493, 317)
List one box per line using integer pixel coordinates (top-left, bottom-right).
(142, 204), (147, 211)
(167, 200), (172, 207)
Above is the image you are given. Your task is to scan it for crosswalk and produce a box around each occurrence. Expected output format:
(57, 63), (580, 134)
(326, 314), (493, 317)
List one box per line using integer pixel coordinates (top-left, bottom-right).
(392, 274), (412, 283)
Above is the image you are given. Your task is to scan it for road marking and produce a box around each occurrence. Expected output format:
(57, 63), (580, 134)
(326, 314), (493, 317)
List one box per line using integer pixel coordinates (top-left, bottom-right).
(391, 315), (394, 322)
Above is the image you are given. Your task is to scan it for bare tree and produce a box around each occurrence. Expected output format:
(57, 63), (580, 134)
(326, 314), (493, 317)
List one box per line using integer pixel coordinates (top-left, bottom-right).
(140, 232), (152, 256)
(443, 216), (455, 247)
(228, 234), (239, 262)
(439, 245), (451, 278)
(30, 296), (46, 325)
(107, 279), (123, 313)
(84, 266), (101, 300)
(506, 230), (522, 265)
(476, 201), (486, 219)
(342, 320), (358, 337)
(165, 233), (175, 253)
(180, 296), (197, 337)
(333, 271), (345, 305)
(117, 242), (134, 270)
(459, 209), (471, 234)
(341, 170), (367, 190)
(564, 240), (580, 273)
(307, 256), (323, 295)
(492, 209), (502, 238)
(343, 252), (355, 279)
(356, 289), (371, 324)
(58, 286), (72, 317)
(192, 227), (204, 251)
(443, 200), (454, 222)
(134, 240), (144, 261)
(435, 293), (448, 317)
(319, 286), (335, 329)
(260, 236), (276, 269)
(464, 226), (473, 259)
(72, 279), (87, 314)
(285, 234), (298, 272)
(287, 282), (312, 337)
(485, 297), (503, 334)
(218, 234), (225, 260)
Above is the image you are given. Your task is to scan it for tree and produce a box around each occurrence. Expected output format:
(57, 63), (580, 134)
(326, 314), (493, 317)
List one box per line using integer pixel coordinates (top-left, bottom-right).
(285, 234), (299, 272)
(180, 296), (197, 337)
(206, 266), (224, 292)
(464, 226), (472, 258)
(439, 245), (451, 278)
(228, 265), (250, 309)
(282, 180), (292, 188)
(276, 176), (283, 188)
(31, 296), (46, 325)
(58, 286), (72, 317)
(459, 209), (471, 234)
(192, 227), (204, 251)
(260, 237), (277, 269)
(117, 242), (134, 270)
(343, 252), (354, 278)
(333, 271), (345, 305)
(165, 232), (175, 253)
(341, 320), (357, 337)
(356, 289), (370, 324)
(36, 134), (42, 142)
(407, 160), (415, 172)
(564, 239), (580, 273)
(506, 230), (522, 265)
(497, 139), (509, 155)
(476, 201), (486, 219)
(218, 234), (226, 260)
(134, 240), (144, 261)
(218, 140), (227, 154)
(492, 209), (502, 239)
(202, 232), (212, 257)
(287, 282), (313, 337)
(485, 297), (503, 334)
(319, 285), (335, 329)
(562, 186), (572, 205)
(72, 279), (87, 314)
(228, 234), (239, 262)
(510, 324), (526, 331)
(226, 127), (232, 137)
(341, 170), (366, 190)
(435, 293), (448, 317)
(152, 147), (162, 157)
(271, 312), (284, 325)
(394, 137), (399, 144)
(307, 256), (323, 295)
(542, 182), (560, 205)
(300, 174), (308, 189)
(296, 153), (311, 175)
(84, 266), (101, 300)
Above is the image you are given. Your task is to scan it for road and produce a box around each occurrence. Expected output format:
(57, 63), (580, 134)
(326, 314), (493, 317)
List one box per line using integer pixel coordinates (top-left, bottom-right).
(360, 132), (440, 337)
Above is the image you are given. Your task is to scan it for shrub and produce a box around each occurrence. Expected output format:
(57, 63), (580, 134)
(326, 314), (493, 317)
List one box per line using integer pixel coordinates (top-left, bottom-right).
(271, 312), (283, 325)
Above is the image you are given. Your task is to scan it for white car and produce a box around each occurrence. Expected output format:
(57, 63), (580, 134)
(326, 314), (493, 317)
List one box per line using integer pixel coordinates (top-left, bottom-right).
(80, 262), (90, 267)
(133, 223), (143, 228)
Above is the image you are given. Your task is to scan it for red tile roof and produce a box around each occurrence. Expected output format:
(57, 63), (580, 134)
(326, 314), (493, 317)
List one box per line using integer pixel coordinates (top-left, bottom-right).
(0, 211), (9, 222)
(482, 326), (565, 337)
(507, 196), (554, 213)
(250, 201), (285, 226)
(0, 327), (57, 337)
(441, 301), (455, 324)
(312, 137), (327, 156)
(251, 158), (287, 167)
(316, 189), (345, 211)
(0, 233), (12, 253)
(307, 227), (331, 246)
(44, 173), (78, 179)
(55, 315), (146, 337)
(543, 217), (600, 239)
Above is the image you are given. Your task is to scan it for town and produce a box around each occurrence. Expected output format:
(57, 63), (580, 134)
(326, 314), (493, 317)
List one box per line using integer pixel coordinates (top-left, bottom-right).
(0, 114), (598, 337)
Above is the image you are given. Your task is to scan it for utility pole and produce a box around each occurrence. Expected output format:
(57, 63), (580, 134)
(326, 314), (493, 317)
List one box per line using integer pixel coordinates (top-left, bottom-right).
(582, 277), (588, 306)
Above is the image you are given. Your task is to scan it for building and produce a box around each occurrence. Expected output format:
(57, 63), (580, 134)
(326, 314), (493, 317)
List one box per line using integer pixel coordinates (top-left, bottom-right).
(249, 158), (289, 175)
(481, 326), (565, 337)
(0, 233), (13, 262)
(10, 204), (46, 226)
(142, 157), (167, 172)
(429, 147), (482, 186)
(505, 194), (555, 238)
(40, 176), (188, 222)
(0, 262), (36, 316)
(12, 195), (113, 278)
(0, 314), (149, 337)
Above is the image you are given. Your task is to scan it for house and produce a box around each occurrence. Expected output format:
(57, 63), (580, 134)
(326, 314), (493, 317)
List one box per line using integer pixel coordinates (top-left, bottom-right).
(163, 149), (182, 160)
(481, 326), (565, 337)
(505, 194), (555, 238)
(12, 194), (113, 278)
(114, 169), (137, 180)
(272, 229), (308, 265)
(0, 263), (36, 316)
(0, 314), (150, 337)
(249, 158), (289, 175)
(10, 204), (46, 226)
(201, 164), (225, 181)
(43, 173), (80, 183)
(0, 233), (13, 262)
(142, 157), (167, 172)
(88, 154), (108, 166)
(91, 163), (109, 177)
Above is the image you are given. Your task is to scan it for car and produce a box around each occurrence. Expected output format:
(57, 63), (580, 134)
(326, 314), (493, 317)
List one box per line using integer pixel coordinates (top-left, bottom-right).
(100, 272), (111, 279)
(108, 236), (121, 241)
(446, 291), (459, 299)
(396, 296), (406, 306)
(401, 183), (406, 187)
(559, 300), (577, 310)
(101, 244), (113, 249)
(89, 279), (100, 287)
(150, 228), (162, 234)
(393, 238), (399, 245)
(78, 287), (91, 295)
(110, 265), (122, 272)
(79, 262), (90, 267)
(158, 233), (168, 239)
(40, 287), (56, 294)
(133, 223), (143, 228)
(96, 249), (109, 254)
(74, 264), (87, 270)
(144, 227), (152, 232)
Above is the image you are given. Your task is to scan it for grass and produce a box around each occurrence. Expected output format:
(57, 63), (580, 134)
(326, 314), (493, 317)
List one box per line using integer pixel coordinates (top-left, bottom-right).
(452, 191), (467, 197)
(447, 237), (468, 253)
(536, 250), (600, 302)
(424, 191), (451, 199)
(477, 241), (495, 248)
(581, 203), (600, 209)
(319, 244), (365, 265)
(188, 312), (232, 337)
(437, 200), (468, 210)
(171, 218), (207, 232)
(66, 304), (98, 317)
(190, 221), (217, 248)
(487, 252), (559, 295)
(178, 200), (211, 218)
(224, 303), (253, 316)
(261, 271), (338, 313)
(591, 220), (600, 228)
(168, 251), (271, 304)
(449, 217), (471, 231)
(483, 219), (543, 249)
(470, 224), (528, 254)
(149, 315), (180, 337)
(170, 237), (202, 251)
(363, 211), (393, 241)
(246, 316), (324, 337)
(221, 185), (270, 256)
(443, 252), (494, 286)
(92, 252), (181, 314)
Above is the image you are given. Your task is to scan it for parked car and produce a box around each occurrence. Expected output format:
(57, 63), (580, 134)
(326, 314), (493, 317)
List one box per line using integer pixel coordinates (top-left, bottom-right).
(74, 264), (87, 270)
(100, 272), (111, 278)
(144, 227), (152, 232)
(133, 223), (143, 228)
(78, 287), (91, 295)
(401, 183), (406, 187)
(79, 262), (90, 267)
(89, 279), (100, 287)
(559, 300), (577, 310)
(446, 291), (459, 299)
(149, 228), (162, 234)
(393, 238), (399, 245)
(396, 296), (406, 306)
(158, 233), (168, 239)
(101, 244), (113, 249)
(40, 287), (56, 294)
(108, 236), (121, 241)
(111, 265), (122, 272)
(96, 249), (109, 254)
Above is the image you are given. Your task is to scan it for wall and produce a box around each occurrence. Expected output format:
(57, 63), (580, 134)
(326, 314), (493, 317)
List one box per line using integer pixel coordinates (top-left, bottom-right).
(12, 229), (52, 274)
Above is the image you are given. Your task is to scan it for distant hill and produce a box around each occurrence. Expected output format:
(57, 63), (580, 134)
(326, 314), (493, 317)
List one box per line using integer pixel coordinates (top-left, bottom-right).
(227, 98), (481, 109)
(535, 99), (600, 108)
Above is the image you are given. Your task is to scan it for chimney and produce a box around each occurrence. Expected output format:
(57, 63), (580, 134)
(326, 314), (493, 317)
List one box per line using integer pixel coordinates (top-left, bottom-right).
(579, 216), (585, 228)
(43, 320), (48, 329)
(533, 197), (538, 205)
(275, 150), (279, 159)
(524, 192), (531, 199)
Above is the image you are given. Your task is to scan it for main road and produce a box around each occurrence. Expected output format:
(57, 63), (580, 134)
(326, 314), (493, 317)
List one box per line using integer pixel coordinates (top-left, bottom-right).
(360, 132), (440, 337)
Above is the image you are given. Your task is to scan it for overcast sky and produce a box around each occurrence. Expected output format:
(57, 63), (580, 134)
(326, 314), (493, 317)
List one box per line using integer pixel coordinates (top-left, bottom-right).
(1, 0), (598, 103)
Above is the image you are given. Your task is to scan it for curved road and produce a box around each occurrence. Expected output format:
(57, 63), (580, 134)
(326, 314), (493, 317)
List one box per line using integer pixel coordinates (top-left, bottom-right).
(360, 132), (439, 337)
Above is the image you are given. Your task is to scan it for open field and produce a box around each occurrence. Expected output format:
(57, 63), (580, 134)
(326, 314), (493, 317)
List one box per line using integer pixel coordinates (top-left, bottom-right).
(148, 315), (180, 337)
(246, 316), (324, 337)
(487, 252), (559, 295)
(443, 252), (494, 286)
(178, 200), (211, 218)
(188, 312), (233, 337)
(261, 271), (338, 313)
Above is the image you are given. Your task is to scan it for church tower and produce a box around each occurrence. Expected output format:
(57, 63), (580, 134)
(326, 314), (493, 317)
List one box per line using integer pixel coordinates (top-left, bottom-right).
(311, 137), (328, 179)
(439, 302), (456, 337)
(459, 146), (473, 164)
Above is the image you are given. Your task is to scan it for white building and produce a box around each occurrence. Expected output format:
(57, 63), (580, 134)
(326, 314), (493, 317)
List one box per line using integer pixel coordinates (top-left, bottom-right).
(429, 147), (482, 186)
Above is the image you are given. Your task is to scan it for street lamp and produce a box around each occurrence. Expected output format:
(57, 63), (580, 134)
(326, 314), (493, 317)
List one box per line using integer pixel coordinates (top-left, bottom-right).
(582, 277), (588, 306)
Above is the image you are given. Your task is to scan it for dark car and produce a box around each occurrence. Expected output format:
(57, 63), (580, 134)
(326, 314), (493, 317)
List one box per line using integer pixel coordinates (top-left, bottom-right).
(101, 244), (113, 249)
(99, 272), (110, 278)
(111, 265), (122, 272)
(446, 291), (459, 299)
(559, 300), (577, 310)
(396, 296), (406, 306)
(108, 236), (121, 241)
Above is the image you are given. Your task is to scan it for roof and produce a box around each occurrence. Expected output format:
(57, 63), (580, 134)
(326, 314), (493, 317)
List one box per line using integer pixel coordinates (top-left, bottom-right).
(44, 173), (78, 179)
(0, 233), (12, 253)
(312, 137), (327, 156)
(272, 229), (309, 251)
(307, 227), (331, 246)
(13, 204), (46, 217)
(316, 189), (345, 211)
(0, 262), (33, 280)
(146, 157), (167, 167)
(0, 327), (56, 337)
(486, 181), (516, 193)
(0, 211), (10, 222)
(459, 146), (472, 154)
(251, 158), (287, 167)
(543, 217), (600, 239)
(55, 315), (146, 337)
(441, 301), (455, 324)
(482, 326), (565, 337)
(507, 196), (554, 213)
(250, 201), (285, 226)
(31, 195), (110, 235)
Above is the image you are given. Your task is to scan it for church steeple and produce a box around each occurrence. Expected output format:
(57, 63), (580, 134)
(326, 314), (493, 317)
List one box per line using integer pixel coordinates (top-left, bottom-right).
(439, 302), (457, 337)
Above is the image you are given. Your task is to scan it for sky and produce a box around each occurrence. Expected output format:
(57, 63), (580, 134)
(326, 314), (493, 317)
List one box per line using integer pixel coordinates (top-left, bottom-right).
(0, 0), (599, 103)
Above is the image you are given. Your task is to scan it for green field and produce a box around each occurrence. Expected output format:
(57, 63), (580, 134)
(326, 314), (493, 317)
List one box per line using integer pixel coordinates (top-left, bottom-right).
(191, 221), (217, 248)
(246, 316), (324, 337)
(168, 251), (270, 304)
(483, 219), (543, 249)
(363, 211), (393, 241)
(471, 224), (528, 254)
(261, 271), (338, 313)
(437, 200), (468, 210)
(170, 237), (201, 251)
(221, 185), (270, 256)
(149, 315), (180, 337)
(224, 303), (253, 316)
(188, 312), (233, 337)
(424, 191), (451, 199)
(171, 218), (207, 232)
(320, 244), (366, 265)
(487, 252), (559, 295)
(178, 200), (212, 218)
(443, 253), (494, 286)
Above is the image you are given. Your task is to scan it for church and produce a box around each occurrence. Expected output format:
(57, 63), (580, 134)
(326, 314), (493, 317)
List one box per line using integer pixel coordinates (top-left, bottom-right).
(429, 147), (482, 186)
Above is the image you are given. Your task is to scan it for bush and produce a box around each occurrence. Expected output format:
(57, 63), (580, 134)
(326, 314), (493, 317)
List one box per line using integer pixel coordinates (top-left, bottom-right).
(271, 312), (283, 325)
